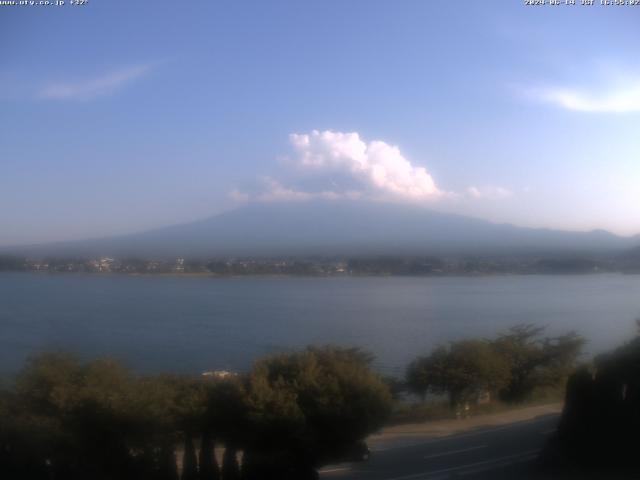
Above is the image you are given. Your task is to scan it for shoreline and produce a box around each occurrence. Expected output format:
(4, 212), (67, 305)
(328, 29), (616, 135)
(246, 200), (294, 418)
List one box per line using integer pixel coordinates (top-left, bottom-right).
(1, 270), (638, 279)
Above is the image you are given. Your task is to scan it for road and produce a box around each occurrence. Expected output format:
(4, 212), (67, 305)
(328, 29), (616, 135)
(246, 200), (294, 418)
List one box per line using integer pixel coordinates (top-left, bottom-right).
(320, 413), (560, 480)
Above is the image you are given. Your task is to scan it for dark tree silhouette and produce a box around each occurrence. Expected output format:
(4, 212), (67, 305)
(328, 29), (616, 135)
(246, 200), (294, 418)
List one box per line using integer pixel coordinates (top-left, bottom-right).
(198, 429), (220, 480)
(182, 434), (198, 480)
(547, 328), (640, 475)
(157, 444), (180, 480)
(222, 445), (241, 480)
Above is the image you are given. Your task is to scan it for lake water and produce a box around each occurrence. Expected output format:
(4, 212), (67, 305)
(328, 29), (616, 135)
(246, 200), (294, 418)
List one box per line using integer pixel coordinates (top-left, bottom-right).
(1, 273), (639, 377)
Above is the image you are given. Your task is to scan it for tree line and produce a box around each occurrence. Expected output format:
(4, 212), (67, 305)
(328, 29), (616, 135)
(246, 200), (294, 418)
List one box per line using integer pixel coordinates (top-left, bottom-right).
(0, 347), (391, 480)
(0, 325), (584, 480)
(405, 324), (584, 410)
(2, 254), (634, 276)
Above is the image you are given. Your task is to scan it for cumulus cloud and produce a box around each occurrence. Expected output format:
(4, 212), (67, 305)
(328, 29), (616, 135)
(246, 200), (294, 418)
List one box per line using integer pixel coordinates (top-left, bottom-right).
(466, 185), (512, 200)
(230, 130), (512, 205)
(531, 81), (640, 113)
(289, 130), (442, 200)
(249, 178), (361, 203)
(38, 64), (152, 100)
(257, 178), (315, 202)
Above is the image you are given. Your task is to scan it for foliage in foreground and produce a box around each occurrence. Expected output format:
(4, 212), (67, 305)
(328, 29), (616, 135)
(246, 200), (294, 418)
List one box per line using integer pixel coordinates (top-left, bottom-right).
(405, 325), (584, 409)
(0, 325), (586, 479)
(546, 327), (640, 475)
(0, 347), (392, 480)
(243, 347), (391, 474)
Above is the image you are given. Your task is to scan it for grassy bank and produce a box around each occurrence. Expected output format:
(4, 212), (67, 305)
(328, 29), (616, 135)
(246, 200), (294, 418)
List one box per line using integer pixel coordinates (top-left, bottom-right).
(389, 386), (565, 425)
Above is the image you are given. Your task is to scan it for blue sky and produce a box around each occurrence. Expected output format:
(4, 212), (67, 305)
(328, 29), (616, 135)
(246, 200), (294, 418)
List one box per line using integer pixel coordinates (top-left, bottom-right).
(1, 0), (639, 246)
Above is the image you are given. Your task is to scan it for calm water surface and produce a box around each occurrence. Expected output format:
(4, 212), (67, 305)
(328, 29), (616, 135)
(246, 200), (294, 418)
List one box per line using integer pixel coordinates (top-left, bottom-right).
(1, 273), (639, 376)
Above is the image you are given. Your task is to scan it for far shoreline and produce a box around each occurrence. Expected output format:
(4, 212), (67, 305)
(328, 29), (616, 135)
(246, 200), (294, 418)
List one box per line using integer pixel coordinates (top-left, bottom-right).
(1, 270), (639, 279)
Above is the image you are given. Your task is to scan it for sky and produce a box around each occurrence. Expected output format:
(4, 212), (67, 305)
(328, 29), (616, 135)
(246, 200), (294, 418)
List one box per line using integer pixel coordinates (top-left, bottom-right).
(1, 0), (639, 246)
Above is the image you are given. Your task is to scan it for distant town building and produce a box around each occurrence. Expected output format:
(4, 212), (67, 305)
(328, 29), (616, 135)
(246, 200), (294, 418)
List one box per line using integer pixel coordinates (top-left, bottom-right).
(202, 370), (236, 379)
(99, 257), (114, 272)
(174, 257), (185, 273)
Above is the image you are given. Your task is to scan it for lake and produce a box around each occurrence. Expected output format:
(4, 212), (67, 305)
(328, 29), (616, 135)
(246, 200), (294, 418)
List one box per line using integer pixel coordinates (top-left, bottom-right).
(1, 273), (639, 377)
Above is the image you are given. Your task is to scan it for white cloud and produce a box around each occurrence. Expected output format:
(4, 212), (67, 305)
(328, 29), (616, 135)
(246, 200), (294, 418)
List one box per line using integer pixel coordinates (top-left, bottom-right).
(466, 185), (512, 200)
(38, 64), (152, 100)
(229, 130), (512, 205)
(289, 130), (443, 200)
(229, 189), (251, 204)
(257, 178), (314, 202)
(254, 178), (362, 203)
(532, 81), (640, 113)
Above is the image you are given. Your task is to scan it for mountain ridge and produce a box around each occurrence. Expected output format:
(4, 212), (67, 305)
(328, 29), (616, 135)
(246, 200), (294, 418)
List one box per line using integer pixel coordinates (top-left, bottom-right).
(3, 201), (639, 258)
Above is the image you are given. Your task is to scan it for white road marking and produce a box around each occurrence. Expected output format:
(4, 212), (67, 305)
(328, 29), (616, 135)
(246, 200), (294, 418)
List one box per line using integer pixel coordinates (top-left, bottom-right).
(374, 417), (551, 452)
(437, 418), (542, 441)
(319, 466), (352, 474)
(384, 449), (539, 480)
(457, 451), (539, 477)
(422, 444), (487, 459)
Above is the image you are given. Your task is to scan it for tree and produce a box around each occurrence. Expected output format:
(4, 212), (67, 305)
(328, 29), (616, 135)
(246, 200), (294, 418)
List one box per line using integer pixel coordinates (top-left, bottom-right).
(198, 429), (220, 480)
(8, 353), (144, 480)
(221, 446), (241, 480)
(547, 330), (640, 472)
(406, 340), (510, 409)
(243, 346), (392, 476)
(0, 388), (51, 480)
(202, 376), (247, 480)
(493, 324), (584, 403)
(406, 347), (447, 402)
(5, 353), (222, 480)
(182, 435), (198, 480)
(133, 374), (209, 480)
(203, 376), (248, 445)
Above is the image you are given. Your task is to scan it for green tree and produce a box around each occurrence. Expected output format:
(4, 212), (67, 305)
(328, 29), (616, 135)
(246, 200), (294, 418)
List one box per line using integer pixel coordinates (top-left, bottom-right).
(9, 353), (144, 479)
(493, 324), (584, 403)
(406, 340), (510, 409)
(243, 346), (392, 476)
(133, 374), (209, 480)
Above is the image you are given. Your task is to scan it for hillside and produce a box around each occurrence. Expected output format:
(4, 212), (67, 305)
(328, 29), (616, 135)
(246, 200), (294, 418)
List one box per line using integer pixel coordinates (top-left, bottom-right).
(4, 201), (638, 258)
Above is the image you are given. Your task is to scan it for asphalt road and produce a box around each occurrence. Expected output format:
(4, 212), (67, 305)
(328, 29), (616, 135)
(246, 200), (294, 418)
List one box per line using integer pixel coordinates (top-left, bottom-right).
(320, 413), (560, 480)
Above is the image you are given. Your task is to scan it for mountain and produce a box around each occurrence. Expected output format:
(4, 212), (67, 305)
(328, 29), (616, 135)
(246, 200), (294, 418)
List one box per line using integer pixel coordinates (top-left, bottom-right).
(4, 201), (639, 258)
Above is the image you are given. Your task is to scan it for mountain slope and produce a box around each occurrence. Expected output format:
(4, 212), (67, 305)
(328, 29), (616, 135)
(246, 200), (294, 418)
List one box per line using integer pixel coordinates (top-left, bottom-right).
(5, 201), (639, 258)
